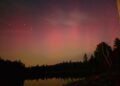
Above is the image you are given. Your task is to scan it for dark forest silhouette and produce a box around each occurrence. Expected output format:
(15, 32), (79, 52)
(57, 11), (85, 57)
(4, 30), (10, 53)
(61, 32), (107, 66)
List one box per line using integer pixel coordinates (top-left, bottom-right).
(0, 38), (120, 86)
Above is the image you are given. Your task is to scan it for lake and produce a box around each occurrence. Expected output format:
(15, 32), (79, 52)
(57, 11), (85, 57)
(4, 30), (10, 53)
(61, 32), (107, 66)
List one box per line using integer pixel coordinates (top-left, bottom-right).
(24, 78), (76, 86)
(0, 78), (78, 86)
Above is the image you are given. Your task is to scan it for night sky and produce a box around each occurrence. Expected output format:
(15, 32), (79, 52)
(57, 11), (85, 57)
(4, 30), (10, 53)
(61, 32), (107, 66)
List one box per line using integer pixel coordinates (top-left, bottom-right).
(0, 0), (120, 66)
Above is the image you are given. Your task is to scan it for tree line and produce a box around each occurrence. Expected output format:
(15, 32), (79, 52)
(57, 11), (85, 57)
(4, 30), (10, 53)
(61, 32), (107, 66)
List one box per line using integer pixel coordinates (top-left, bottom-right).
(0, 38), (120, 79)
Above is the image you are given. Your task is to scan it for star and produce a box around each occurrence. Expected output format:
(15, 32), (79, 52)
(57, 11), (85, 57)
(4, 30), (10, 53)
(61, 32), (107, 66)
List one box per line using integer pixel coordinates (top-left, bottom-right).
(24, 24), (26, 26)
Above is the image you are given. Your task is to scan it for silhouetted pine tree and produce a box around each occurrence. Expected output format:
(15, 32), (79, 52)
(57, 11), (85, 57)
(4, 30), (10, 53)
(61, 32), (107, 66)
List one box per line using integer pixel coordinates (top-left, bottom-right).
(112, 38), (120, 71)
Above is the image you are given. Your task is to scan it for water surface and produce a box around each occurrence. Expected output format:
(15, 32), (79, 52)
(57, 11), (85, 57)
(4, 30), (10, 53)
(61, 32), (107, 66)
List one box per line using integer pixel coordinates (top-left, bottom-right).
(24, 78), (76, 86)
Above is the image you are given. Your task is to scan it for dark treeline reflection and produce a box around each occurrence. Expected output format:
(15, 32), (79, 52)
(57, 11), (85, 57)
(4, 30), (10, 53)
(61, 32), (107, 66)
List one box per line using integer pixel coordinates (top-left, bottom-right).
(0, 79), (24, 86)
(0, 38), (120, 86)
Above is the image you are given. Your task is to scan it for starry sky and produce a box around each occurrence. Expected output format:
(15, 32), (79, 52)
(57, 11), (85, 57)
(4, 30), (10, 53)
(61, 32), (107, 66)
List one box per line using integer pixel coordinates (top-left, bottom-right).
(0, 0), (120, 66)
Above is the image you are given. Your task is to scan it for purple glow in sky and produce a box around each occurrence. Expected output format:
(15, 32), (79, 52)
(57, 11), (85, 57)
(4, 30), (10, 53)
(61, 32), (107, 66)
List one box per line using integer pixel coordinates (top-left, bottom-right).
(0, 0), (120, 66)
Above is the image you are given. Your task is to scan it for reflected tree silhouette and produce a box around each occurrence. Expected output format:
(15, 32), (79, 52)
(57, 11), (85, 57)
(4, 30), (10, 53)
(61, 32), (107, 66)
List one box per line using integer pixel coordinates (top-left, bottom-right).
(0, 79), (24, 86)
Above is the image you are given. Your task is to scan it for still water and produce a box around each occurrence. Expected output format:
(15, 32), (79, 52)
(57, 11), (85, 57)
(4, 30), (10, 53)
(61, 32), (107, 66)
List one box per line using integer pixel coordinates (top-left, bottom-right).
(0, 78), (77, 86)
(24, 79), (76, 86)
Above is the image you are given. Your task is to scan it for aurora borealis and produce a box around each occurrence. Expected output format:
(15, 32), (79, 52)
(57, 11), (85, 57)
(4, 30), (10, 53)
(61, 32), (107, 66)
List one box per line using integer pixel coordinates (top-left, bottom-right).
(0, 0), (120, 66)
